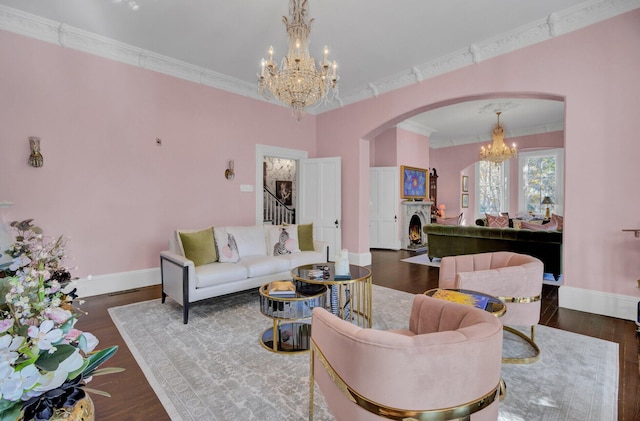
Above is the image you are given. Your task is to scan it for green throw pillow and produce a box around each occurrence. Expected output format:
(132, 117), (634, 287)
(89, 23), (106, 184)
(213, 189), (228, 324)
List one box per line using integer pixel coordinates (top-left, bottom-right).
(298, 223), (314, 251)
(178, 227), (217, 266)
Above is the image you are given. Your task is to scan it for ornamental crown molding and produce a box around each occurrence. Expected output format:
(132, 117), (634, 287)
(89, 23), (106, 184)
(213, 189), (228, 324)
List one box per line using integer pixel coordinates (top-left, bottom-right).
(0, 0), (638, 114)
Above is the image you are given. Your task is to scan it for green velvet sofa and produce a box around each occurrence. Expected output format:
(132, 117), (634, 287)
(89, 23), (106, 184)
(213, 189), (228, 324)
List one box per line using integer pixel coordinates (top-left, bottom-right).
(423, 224), (563, 277)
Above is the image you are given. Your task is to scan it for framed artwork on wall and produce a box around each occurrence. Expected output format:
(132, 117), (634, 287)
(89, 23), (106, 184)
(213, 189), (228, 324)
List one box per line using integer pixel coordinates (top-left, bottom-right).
(462, 175), (469, 192)
(276, 180), (293, 206)
(400, 165), (428, 200)
(461, 194), (469, 208)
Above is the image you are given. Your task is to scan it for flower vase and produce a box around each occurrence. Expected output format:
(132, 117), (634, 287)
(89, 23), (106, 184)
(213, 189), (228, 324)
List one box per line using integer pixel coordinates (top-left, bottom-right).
(51, 396), (94, 421)
(20, 396), (95, 421)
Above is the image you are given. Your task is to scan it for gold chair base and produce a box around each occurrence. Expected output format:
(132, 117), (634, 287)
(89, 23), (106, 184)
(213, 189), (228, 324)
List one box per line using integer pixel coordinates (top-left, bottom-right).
(502, 325), (540, 364)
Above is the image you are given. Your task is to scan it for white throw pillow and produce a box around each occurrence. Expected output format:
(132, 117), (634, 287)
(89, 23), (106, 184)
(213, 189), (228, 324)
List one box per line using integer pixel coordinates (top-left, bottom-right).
(224, 226), (267, 258)
(213, 227), (240, 263)
(267, 225), (300, 256)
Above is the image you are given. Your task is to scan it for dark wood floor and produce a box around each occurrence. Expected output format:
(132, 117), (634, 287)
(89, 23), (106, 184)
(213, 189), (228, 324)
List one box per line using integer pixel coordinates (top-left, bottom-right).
(78, 249), (639, 420)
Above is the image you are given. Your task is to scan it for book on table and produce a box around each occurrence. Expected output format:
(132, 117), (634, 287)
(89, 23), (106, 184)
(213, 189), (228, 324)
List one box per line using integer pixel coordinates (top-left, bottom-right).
(431, 289), (489, 310)
(268, 281), (296, 297)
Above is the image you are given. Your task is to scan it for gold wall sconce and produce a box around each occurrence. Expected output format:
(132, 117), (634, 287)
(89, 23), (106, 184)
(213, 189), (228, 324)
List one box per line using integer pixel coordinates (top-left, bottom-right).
(29, 136), (43, 167)
(225, 160), (235, 180)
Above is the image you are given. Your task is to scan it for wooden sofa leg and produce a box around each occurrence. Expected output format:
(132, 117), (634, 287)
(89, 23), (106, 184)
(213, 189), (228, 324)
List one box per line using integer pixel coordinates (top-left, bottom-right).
(161, 291), (167, 303)
(183, 302), (189, 324)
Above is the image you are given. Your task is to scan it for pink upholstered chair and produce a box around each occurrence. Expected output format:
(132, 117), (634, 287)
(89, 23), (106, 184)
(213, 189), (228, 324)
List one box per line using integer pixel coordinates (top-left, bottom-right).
(309, 294), (503, 420)
(439, 251), (544, 363)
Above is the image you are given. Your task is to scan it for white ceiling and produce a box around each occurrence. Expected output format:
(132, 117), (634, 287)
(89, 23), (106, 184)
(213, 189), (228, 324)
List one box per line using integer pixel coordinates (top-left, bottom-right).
(0, 0), (633, 146)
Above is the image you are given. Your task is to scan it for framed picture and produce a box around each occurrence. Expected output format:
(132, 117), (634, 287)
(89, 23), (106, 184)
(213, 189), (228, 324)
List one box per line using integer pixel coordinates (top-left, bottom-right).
(462, 175), (469, 192)
(276, 180), (293, 206)
(400, 165), (428, 200)
(461, 194), (469, 208)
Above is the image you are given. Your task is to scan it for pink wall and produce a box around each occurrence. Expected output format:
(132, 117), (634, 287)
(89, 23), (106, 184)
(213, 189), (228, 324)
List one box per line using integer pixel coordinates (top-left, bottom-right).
(317, 10), (640, 297)
(430, 131), (564, 223)
(2, 10), (639, 300)
(370, 128), (397, 166)
(371, 127), (429, 168)
(0, 30), (316, 277)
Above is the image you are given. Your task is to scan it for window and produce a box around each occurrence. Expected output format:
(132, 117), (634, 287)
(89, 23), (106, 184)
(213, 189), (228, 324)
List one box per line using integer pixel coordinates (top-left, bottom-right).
(518, 149), (564, 216)
(476, 160), (509, 216)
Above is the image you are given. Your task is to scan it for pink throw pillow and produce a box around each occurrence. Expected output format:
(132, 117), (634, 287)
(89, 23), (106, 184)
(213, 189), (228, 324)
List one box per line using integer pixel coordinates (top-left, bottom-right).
(521, 220), (558, 231)
(485, 214), (509, 228)
(551, 213), (564, 230)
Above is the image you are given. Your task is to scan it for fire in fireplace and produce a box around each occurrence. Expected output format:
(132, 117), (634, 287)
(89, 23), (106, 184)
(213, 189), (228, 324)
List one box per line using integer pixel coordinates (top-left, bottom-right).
(408, 214), (422, 245)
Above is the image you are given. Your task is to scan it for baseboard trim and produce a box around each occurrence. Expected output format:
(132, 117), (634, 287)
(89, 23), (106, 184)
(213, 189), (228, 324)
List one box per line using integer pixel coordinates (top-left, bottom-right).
(349, 251), (372, 267)
(559, 286), (639, 322)
(75, 267), (161, 298)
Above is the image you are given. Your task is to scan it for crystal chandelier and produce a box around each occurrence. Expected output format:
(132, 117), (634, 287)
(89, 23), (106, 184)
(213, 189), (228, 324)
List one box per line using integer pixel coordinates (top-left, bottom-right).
(480, 112), (517, 164)
(258, 0), (338, 121)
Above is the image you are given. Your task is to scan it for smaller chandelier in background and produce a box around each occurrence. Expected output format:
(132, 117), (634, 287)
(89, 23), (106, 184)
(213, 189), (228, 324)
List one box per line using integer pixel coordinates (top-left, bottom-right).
(258, 0), (338, 121)
(480, 112), (517, 164)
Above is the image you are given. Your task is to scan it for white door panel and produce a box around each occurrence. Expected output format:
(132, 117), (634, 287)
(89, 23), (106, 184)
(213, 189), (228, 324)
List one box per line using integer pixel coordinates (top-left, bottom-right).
(299, 157), (341, 261)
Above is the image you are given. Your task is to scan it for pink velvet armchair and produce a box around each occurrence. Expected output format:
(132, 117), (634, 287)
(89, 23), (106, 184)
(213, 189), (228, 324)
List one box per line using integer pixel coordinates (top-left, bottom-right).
(439, 251), (544, 363)
(309, 294), (503, 420)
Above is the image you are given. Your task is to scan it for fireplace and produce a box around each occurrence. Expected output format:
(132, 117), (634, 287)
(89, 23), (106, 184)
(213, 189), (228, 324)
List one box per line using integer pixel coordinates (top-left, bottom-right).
(401, 201), (433, 250)
(408, 215), (422, 245)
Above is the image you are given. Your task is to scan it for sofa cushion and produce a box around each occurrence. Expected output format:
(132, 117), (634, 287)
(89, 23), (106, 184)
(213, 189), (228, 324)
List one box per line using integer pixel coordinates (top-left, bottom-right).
(241, 255), (291, 278)
(224, 226), (267, 258)
(177, 227), (217, 266)
(267, 225), (300, 255)
(194, 262), (248, 288)
(521, 220), (558, 231)
(551, 213), (564, 231)
(213, 227), (240, 263)
(298, 223), (314, 251)
(279, 250), (325, 268)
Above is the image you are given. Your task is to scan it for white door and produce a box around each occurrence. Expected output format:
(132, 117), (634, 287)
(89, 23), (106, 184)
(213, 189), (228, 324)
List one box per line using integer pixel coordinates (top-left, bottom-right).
(298, 157), (341, 261)
(370, 167), (400, 250)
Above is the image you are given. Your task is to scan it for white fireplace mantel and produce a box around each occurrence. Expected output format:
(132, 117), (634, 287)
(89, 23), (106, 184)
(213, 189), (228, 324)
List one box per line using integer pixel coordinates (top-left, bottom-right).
(401, 201), (433, 250)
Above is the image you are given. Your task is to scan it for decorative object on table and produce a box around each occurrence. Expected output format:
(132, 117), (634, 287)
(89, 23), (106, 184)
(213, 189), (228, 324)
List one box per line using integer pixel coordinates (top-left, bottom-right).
(462, 175), (469, 192)
(480, 111), (517, 164)
(267, 281), (296, 297)
(224, 160), (234, 180)
(0, 219), (123, 421)
(437, 203), (446, 218)
(541, 196), (554, 219)
(400, 166), (428, 200)
(258, 0), (339, 121)
(461, 193), (469, 208)
(28, 137), (43, 168)
(334, 249), (349, 277)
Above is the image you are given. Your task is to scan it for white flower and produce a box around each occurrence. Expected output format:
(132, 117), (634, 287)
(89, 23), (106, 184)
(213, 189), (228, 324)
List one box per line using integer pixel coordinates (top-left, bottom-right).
(28, 349), (84, 396)
(81, 332), (99, 353)
(0, 335), (24, 364)
(0, 363), (40, 401)
(27, 320), (63, 351)
(44, 307), (72, 324)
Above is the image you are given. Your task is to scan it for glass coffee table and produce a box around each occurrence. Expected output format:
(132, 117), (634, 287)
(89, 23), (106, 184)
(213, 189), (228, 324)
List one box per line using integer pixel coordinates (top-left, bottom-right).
(291, 263), (372, 328)
(259, 281), (327, 354)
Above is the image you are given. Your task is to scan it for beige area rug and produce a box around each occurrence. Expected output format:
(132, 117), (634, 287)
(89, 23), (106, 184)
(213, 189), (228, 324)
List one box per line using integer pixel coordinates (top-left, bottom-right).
(401, 253), (440, 267)
(108, 285), (618, 421)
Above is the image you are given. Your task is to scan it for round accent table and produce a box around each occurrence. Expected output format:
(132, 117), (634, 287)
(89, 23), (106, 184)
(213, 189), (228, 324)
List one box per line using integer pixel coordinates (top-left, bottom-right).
(291, 263), (372, 328)
(259, 281), (326, 354)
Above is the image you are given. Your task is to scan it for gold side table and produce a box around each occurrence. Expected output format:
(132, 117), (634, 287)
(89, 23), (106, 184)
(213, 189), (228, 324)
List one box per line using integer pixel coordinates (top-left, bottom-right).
(292, 263), (372, 328)
(259, 281), (327, 354)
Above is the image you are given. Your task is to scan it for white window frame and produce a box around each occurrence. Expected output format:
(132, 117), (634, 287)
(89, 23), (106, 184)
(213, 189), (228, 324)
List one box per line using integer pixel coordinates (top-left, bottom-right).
(475, 160), (510, 219)
(517, 148), (564, 217)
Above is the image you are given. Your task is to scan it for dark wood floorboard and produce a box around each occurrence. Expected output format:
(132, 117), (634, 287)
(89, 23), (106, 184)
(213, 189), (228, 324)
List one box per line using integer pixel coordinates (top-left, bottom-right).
(79, 249), (639, 420)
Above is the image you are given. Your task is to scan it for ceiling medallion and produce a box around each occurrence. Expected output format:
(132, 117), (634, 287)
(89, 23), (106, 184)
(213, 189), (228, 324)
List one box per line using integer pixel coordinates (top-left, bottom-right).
(258, 0), (339, 121)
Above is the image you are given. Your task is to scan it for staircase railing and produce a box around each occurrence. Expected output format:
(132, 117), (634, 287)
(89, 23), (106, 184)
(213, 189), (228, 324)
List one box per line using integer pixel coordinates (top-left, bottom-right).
(263, 187), (295, 225)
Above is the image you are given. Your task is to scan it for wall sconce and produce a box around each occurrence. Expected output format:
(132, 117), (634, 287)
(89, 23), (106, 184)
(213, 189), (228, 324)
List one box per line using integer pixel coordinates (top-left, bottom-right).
(225, 160), (235, 180)
(28, 136), (43, 167)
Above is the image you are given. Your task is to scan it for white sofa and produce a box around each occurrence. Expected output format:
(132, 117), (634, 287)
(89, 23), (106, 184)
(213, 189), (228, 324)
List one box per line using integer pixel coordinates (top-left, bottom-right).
(160, 224), (328, 323)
